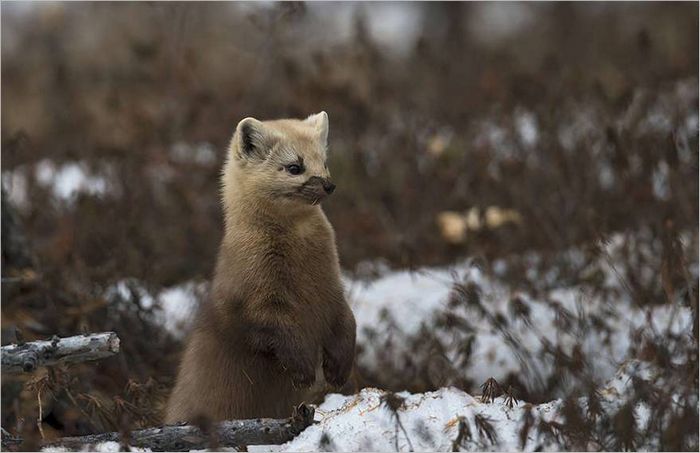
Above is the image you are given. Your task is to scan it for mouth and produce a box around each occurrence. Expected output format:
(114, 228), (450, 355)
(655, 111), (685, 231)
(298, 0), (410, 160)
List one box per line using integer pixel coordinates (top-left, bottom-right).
(279, 178), (335, 205)
(296, 187), (328, 205)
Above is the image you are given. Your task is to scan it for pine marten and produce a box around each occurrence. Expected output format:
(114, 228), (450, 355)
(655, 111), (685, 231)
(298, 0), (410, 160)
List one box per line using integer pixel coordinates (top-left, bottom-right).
(165, 112), (356, 423)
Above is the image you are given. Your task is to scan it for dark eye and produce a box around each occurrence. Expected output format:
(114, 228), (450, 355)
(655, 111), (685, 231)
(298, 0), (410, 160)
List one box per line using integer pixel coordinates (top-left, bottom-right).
(286, 164), (303, 175)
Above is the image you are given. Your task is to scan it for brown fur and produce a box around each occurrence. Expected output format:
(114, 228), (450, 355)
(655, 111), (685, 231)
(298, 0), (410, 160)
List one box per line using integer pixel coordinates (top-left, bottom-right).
(165, 112), (356, 423)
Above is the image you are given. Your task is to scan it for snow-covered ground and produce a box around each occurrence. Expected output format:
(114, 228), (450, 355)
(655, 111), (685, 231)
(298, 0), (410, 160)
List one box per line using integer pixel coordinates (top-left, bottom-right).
(90, 243), (696, 452)
(125, 243), (692, 450)
(272, 361), (650, 452)
(279, 386), (557, 452)
(44, 360), (683, 452)
(346, 256), (693, 395)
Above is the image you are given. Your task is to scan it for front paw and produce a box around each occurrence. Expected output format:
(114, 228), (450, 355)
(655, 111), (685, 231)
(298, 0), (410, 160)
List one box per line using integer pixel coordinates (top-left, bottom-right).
(278, 349), (317, 389)
(289, 366), (316, 389)
(323, 347), (353, 388)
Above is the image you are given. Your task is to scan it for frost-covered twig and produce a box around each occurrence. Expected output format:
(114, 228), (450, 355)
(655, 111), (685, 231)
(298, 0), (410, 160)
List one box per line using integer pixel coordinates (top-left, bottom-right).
(44, 404), (315, 451)
(1, 332), (120, 373)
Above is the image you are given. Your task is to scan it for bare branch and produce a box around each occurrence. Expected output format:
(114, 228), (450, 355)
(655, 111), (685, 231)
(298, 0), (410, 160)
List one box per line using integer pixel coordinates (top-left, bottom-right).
(1, 427), (23, 450)
(1, 332), (120, 373)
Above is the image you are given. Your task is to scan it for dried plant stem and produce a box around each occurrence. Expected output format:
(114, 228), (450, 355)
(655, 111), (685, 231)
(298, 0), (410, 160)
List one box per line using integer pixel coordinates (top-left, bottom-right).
(36, 392), (44, 440)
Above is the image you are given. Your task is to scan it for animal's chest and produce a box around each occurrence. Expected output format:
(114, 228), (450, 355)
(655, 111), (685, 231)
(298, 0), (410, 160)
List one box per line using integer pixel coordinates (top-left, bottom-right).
(257, 232), (335, 296)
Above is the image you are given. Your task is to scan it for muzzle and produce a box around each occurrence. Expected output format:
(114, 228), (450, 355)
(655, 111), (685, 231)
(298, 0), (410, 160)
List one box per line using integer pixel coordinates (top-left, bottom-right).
(298, 177), (336, 204)
(306, 176), (336, 194)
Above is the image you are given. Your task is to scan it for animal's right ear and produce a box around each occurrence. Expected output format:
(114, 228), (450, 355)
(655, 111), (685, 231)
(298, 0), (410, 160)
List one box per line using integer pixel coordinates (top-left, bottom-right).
(234, 117), (275, 160)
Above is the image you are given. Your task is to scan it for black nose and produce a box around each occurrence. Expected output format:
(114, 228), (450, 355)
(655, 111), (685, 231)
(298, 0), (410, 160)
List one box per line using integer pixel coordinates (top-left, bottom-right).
(323, 181), (336, 194)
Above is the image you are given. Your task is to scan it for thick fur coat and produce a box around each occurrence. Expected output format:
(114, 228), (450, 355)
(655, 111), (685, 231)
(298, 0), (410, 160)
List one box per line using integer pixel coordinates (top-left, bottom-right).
(165, 112), (356, 423)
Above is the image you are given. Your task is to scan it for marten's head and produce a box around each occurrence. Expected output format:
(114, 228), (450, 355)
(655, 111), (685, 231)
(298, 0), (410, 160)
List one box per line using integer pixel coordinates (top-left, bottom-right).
(225, 112), (335, 209)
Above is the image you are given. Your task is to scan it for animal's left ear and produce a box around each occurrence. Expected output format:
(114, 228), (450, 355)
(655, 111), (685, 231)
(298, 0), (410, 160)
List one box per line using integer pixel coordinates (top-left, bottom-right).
(305, 111), (329, 147)
(234, 117), (279, 161)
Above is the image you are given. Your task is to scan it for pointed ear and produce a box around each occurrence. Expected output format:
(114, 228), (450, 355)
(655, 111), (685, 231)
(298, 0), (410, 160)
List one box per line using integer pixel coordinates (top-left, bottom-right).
(305, 111), (329, 147)
(235, 117), (276, 160)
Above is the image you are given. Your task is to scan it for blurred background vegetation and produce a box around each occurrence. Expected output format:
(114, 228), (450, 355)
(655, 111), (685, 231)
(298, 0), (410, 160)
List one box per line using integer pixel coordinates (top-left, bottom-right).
(1, 1), (698, 450)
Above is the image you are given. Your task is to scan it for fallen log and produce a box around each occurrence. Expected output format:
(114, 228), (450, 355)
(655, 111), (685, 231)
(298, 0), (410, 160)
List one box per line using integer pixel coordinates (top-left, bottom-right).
(1, 427), (23, 450)
(1, 332), (120, 373)
(44, 404), (315, 451)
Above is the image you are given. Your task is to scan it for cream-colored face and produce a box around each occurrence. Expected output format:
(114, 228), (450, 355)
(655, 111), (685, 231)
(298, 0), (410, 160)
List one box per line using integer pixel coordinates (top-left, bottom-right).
(233, 112), (335, 205)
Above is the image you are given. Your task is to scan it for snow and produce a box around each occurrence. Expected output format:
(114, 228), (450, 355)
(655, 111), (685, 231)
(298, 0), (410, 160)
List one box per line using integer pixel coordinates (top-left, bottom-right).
(346, 255), (693, 395)
(34, 159), (109, 201)
(283, 387), (511, 452)
(105, 279), (202, 338)
(44, 442), (142, 453)
(1, 159), (114, 209)
(1, 166), (30, 209)
(258, 361), (662, 452)
(346, 268), (454, 337)
(468, 2), (536, 44)
(515, 111), (538, 147)
(652, 161), (671, 200)
(157, 282), (204, 337)
(280, 387), (525, 451)
(44, 441), (232, 453)
(169, 142), (218, 166)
